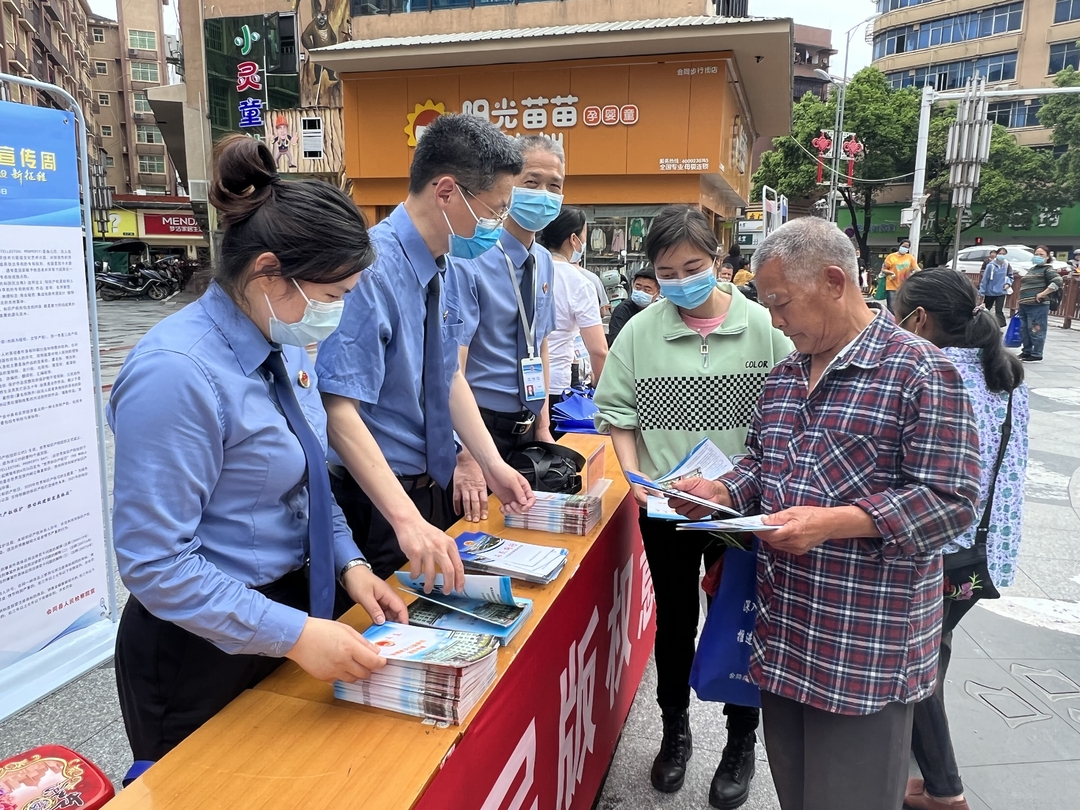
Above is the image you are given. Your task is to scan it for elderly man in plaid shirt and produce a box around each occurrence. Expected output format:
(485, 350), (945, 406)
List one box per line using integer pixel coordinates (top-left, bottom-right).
(675, 218), (981, 810)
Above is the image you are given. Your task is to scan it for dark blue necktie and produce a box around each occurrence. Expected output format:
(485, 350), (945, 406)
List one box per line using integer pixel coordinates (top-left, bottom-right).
(264, 350), (335, 619)
(424, 273), (456, 489)
(517, 254), (542, 415)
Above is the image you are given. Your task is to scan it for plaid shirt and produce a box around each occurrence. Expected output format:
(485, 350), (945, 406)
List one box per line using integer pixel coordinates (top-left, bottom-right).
(722, 311), (980, 715)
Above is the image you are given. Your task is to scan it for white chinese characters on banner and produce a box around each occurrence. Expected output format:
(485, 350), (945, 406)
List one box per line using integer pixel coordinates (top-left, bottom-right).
(676, 66), (720, 76)
(638, 550), (655, 640)
(605, 557), (634, 709)
(480, 719), (539, 810)
(659, 158), (712, 172)
(557, 607), (599, 810)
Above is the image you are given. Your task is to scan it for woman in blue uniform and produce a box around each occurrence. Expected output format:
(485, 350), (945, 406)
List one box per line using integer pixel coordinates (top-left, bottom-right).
(108, 135), (407, 761)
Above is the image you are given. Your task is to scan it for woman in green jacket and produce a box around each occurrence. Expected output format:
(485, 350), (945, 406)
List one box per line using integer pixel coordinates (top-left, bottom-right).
(595, 206), (792, 809)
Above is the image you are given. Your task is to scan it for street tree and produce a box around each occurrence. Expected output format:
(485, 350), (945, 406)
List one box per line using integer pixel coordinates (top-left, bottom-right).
(922, 105), (1067, 262)
(752, 67), (921, 261)
(1036, 66), (1080, 199)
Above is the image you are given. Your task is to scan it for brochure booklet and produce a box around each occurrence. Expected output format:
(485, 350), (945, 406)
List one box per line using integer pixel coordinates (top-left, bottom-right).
(395, 572), (530, 629)
(363, 622), (499, 670)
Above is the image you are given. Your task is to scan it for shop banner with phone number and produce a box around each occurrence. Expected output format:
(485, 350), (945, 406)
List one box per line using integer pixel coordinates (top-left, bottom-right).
(415, 495), (656, 810)
(0, 101), (111, 676)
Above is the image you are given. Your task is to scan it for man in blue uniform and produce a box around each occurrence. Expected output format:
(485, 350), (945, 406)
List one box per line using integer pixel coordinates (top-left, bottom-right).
(449, 136), (564, 508)
(317, 115), (534, 590)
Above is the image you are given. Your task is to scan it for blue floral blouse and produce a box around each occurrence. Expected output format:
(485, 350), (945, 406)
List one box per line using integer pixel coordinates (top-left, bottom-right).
(942, 348), (1028, 587)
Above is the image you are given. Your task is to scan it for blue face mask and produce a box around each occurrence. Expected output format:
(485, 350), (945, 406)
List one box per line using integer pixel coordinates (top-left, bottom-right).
(657, 269), (717, 311)
(444, 188), (503, 260)
(508, 186), (564, 232)
(266, 279), (345, 347)
(1031, 255), (1046, 266)
(631, 289), (654, 308)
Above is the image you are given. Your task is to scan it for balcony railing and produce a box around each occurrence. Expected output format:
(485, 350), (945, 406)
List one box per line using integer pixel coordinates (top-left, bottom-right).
(354, 0), (558, 15)
(40, 32), (70, 74)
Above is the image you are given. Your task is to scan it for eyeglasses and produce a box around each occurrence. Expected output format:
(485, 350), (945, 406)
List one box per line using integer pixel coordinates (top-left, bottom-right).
(457, 184), (509, 229)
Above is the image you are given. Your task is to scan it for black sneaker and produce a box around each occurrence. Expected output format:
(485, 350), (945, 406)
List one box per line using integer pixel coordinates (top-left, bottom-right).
(1022, 355), (1043, 362)
(651, 709), (692, 793)
(709, 731), (756, 809)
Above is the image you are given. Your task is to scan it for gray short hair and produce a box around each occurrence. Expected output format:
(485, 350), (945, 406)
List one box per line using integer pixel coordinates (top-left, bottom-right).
(750, 217), (859, 284)
(517, 134), (565, 164)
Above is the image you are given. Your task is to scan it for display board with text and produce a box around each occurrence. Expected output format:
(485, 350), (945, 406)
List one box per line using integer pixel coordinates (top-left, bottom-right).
(0, 97), (115, 722)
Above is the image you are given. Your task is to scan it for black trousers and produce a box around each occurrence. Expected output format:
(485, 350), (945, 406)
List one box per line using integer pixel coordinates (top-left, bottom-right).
(761, 691), (914, 810)
(114, 568), (353, 762)
(910, 595), (981, 798)
(983, 295), (1007, 327)
(639, 512), (760, 737)
(479, 407), (537, 460)
(331, 470), (455, 581)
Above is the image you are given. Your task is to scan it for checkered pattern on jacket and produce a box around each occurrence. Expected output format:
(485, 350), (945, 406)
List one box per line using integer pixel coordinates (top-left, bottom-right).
(722, 312), (981, 715)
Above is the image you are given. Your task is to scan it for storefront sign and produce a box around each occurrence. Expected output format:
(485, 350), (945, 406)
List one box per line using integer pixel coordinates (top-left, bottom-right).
(0, 101), (111, 691)
(350, 55), (739, 181)
(413, 496), (655, 810)
(142, 213), (204, 237)
(92, 209), (138, 238)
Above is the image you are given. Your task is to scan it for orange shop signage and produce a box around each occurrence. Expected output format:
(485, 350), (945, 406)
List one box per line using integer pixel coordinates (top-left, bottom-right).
(350, 57), (734, 178)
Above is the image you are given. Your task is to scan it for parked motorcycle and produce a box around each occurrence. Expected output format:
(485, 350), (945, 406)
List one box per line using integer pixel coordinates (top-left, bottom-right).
(96, 262), (172, 301)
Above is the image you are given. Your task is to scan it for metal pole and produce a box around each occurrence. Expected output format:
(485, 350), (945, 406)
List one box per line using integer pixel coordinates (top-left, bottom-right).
(908, 85), (935, 261)
(827, 83), (842, 222)
(951, 206), (965, 271)
(0, 71), (118, 625)
(909, 84), (1080, 260)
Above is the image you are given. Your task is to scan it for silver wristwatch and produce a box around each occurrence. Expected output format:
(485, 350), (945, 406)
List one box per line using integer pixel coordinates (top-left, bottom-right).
(338, 557), (373, 585)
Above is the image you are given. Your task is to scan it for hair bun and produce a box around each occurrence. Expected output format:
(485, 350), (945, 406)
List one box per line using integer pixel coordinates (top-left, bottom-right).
(209, 134), (280, 227)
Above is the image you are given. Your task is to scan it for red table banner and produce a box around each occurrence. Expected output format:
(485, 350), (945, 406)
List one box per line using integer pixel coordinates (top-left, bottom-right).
(414, 495), (656, 810)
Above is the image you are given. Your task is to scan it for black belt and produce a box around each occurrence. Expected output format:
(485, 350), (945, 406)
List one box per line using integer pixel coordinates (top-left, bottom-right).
(330, 465), (435, 493)
(479, 407), (536, 436)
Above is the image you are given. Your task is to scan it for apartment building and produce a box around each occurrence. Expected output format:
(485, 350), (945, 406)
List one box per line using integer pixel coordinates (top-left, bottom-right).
(89, 0), (175, 195)
(871, 0), (1076, 148)
(1, 0), (98, 136)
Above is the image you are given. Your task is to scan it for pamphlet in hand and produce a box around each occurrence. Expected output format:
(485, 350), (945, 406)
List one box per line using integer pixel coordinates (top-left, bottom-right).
(626, 471), (741, 520)
(639, 438), (740, 521)
(395, 572), (534, 645)
(455, 531), (569, 585)
(675, 516), (781, 533)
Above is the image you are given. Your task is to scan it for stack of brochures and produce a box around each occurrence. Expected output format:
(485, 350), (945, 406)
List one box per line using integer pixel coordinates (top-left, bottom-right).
(396, 572), (534, 646)
(456, 531), (569, 585)
(503, 491), (603, 536)
(334, 623), (499, 724)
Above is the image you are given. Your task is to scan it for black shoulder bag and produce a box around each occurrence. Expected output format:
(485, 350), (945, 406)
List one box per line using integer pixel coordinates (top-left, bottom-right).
(506, 442), (586, 494)
(943, 391), (1013, 602)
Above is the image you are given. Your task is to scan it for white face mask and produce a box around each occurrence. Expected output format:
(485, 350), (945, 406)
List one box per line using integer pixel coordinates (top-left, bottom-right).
(266, 279), (345, 347)
(898, 246), (910, 255)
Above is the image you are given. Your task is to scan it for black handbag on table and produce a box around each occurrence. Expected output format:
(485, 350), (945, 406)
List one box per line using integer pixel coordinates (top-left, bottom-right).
(943, 391), (1013, 602)
(506, 442), (586, 494)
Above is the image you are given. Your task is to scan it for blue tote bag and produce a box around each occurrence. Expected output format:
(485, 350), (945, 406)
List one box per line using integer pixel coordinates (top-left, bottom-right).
(689, 541), (761, 708)
(1004, 313), (1022, 348)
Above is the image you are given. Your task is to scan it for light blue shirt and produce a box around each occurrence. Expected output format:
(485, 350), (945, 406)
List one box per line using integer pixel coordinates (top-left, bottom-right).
(107, 282), (361, 657)
(979, 259), (1013, 297)
(315, 204), (463, 474)
(448, 229), (557, 412)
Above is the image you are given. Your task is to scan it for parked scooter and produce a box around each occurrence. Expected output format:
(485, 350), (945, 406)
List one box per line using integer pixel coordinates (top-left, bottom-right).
(96, 262), (172, 301)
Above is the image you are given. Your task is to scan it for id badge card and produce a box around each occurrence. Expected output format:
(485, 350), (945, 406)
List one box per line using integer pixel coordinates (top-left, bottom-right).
(521, 357), (547, 402)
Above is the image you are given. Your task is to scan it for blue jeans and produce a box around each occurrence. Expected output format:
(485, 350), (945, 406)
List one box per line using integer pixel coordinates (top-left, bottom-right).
(1019, 302), (1049, 358)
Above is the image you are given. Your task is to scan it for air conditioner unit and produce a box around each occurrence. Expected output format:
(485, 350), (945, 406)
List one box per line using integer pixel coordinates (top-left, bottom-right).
(122, 146), (128, 153)
(189, 179), (209, 203)
(128, 48), (137, 57)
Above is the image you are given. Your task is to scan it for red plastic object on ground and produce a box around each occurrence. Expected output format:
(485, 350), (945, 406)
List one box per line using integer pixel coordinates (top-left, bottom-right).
(0, 745), (115, 810)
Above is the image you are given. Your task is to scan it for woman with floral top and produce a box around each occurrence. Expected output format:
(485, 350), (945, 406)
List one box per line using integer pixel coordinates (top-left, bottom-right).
(895, 269), (1029, 810)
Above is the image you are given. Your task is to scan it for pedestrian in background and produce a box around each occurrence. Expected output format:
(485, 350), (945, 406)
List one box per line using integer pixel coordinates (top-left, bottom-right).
(717, 260), (735, 283)
(881, 238), (916, 313)
(607, 266), (659, 345)
(595, 206), (793, 810)
(673, 218), (981, 810)
(108, 135), (408, 761)
(538, 206), (608, 399)
(1017, 245), (1062, 362)
(724, 242), (749, 273)
(977, 248), (1012, 328)
(896, 269), (1028, 810)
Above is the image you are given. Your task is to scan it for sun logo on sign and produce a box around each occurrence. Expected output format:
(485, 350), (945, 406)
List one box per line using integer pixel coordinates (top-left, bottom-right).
(404, 100), (446, 147)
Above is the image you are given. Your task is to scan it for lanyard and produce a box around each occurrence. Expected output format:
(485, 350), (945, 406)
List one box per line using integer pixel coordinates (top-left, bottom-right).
(501, 246), (538, 358)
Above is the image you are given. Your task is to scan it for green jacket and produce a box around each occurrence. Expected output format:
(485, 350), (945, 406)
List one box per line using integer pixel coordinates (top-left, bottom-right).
(594, 284), (794, 480)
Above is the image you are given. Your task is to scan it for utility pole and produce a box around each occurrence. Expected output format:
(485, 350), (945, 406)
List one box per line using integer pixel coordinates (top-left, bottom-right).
(908, 84), (1080, 261)
(946, 77), (992, 267)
